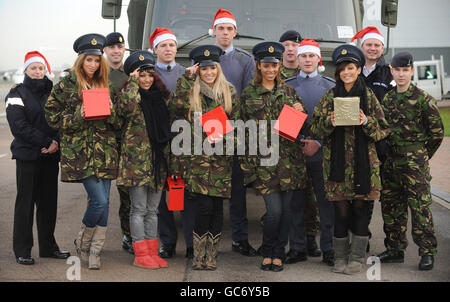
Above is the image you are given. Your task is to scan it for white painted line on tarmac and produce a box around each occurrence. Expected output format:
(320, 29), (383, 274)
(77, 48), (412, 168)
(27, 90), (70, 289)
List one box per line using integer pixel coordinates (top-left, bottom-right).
(0, 154), (7, 158)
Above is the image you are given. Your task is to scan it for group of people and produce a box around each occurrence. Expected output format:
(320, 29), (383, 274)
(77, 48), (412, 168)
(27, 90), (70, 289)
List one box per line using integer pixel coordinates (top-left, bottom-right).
(6, 8), (443, 276)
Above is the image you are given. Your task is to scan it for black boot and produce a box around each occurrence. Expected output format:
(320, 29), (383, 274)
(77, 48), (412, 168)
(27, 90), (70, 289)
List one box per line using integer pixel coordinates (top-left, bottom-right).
(418, 255), (434, 271)
(376, 250), (404, 263)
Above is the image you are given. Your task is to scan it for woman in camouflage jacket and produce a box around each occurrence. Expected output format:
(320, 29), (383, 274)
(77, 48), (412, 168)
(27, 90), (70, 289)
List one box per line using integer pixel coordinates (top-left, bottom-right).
(168, 45), (240, 271)
(116, 50), (171, 269)
(310, 44), (390, 275)
(45, 34), (119, 270)
(240, 42), (308, 272)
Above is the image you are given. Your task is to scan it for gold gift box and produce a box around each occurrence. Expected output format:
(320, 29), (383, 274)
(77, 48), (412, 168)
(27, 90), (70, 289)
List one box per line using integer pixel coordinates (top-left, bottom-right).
(333, 97), (360, 126)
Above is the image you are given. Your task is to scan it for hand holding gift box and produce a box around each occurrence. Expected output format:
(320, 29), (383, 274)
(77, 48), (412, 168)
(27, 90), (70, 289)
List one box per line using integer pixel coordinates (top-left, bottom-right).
(273, 104), (308, 142)
(198, 105), (234, 143)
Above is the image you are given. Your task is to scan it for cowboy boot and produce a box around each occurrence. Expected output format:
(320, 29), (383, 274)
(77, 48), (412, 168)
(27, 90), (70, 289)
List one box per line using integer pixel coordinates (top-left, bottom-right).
(205, 232), (222, 271)
(146, 239), (168, 268)
(192, 232), (208, 270)
(344, 235), (369, 275)
(132, 240), (159, 269)
(74, 223), (96, 262)
(88, 226), (107, 270)
(332, 236), (350, 274)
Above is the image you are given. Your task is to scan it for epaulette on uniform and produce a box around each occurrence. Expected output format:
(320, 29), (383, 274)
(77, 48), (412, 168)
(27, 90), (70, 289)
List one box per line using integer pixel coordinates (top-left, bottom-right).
(284, 76), (297, 83)
(322, 76), (336, 83)
(233, 47), (253, 58)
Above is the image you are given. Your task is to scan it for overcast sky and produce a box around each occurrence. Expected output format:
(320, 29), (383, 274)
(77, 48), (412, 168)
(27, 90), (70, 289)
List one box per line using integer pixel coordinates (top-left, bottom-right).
(0, 0), (130, 71)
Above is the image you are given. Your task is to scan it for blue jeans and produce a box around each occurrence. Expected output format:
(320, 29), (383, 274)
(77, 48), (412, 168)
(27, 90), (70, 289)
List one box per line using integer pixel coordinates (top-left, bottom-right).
(82, 176), (111, 227)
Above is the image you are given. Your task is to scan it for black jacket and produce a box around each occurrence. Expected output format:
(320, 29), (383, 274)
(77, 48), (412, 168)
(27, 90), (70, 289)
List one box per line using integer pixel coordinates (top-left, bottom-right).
(363, 56), (394, 103)
(5, 75), (60, 161)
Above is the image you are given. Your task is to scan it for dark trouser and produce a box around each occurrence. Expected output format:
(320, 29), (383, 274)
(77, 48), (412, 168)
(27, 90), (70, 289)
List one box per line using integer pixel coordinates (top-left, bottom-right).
(193, 194), (223, 237)
(13, 159), (60, 258)
(117, 185), (131, 237)
(290, 160), (335, 252)
(261, 191), (293, 259)
(229, 156), (248, 242)
(158, 191), (197, 248)
(334, 199), (369, 238)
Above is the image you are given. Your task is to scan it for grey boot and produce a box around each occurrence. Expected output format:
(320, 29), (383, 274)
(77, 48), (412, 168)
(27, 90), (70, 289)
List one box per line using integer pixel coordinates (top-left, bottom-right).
(344, 235), (369, 275)
(192, 232), (208, 270)
(332, 236), (350, 274)
(89, 226), (107, 270)
(74, 224), (96, 262)
(205, 233), (222, 271)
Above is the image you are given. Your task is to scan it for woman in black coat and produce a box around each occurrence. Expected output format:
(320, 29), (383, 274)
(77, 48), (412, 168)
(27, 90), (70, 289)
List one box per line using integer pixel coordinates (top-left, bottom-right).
(5, 51), (70, 265)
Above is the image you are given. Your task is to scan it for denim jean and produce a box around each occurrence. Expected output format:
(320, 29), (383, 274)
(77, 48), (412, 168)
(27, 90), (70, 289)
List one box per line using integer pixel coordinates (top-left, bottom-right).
(129, 186), (162, 242)
(82, 176), (111, 227)
(261, 191), (293, 259)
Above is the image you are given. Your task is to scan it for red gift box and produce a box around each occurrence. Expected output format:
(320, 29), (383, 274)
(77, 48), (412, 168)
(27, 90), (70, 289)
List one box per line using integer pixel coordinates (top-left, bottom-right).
(273, 104), (308, 142)
(81, 88), (111, 120)
(198, 106), (234, 143)
(166, 177), (185, 211)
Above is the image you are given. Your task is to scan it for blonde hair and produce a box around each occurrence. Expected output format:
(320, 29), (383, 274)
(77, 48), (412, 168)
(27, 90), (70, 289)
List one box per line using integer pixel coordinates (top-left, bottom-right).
(188, 64), (233, 120)
(71, 54), (109, 97)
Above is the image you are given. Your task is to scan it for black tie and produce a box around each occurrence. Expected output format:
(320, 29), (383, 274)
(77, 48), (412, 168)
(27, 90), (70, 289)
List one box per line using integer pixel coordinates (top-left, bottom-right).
(306, 75), (309, 79)
(167, 65), (171, 71)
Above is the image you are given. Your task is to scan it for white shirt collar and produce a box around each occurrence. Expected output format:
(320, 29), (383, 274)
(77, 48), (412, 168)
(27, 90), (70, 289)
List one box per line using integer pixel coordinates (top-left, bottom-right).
(299, 70), (318, 79)
(363, 63), (377, 77)
(223, 45), (234, 54)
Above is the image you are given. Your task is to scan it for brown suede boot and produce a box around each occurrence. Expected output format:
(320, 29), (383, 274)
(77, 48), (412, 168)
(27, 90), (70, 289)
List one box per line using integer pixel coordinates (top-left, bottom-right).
(74, 223), (96, 262)
(88, 226), (107, 270)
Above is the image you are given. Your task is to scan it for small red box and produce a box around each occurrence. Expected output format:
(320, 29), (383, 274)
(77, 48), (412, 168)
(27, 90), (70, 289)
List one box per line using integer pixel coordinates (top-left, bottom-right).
(198, 106), (234, 142)
(82, 88), (111, 120)
(166, 177), (185, 211)
(273, 104), (308, 142)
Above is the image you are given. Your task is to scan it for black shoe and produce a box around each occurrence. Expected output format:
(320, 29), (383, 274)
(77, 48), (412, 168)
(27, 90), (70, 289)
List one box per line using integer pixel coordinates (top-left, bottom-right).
(418, 255), (434, 271)
(285, 250), (307, 264)
(159, 244), (176, 258)
(40, 250), (71, 259)
(376, 250), (404, 263)
(307, 236), (322, 257)
(232, 241), (257, 257)
(260, 258), (272, 271)
(185, 247), (194, 259)
(271, 259), (284, 272)
(122, 235), (134, 254)
(366, 241), (370, 253)
(16, 256), (34, 265)
(322, 250), (335, 266)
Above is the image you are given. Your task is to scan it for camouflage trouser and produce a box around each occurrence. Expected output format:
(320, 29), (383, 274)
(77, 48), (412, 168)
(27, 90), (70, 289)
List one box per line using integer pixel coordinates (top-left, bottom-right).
(305, 178), (320, 237)
(117, 185), (131, 237)
(380, 151), (437, 256)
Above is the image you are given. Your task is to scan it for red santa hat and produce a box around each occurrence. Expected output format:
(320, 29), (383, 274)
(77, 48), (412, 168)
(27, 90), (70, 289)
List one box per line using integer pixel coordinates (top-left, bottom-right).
(149, 27), (177, 51)
(297, 39), (325, 73)
(23, 50), (53, 77)
(351, 26), (384, 45)
(209, 8), (236, 36)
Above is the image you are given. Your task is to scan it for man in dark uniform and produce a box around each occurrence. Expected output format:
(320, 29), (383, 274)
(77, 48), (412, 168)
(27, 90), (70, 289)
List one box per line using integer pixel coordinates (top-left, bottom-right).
(149, 28), (196, 259)
(285, 39), (335, 266)
(211, 8), (257, 256)
(103, 32), (134, 254)
(351, 26), (394, 252)
(377, 52), (444, 270)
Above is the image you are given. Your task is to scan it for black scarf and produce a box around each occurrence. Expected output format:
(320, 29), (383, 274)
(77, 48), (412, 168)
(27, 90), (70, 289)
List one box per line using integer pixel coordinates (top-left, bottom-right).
(23, 74), (53, 98)
(138, 86), (170, 187)
(329, 76), (371, 195)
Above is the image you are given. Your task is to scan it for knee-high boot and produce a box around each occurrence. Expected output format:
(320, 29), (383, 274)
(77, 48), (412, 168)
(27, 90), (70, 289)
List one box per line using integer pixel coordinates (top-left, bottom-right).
(205, 232), (222, 270)
(74, 223), (96, 262)
(89, 226), (107, 270)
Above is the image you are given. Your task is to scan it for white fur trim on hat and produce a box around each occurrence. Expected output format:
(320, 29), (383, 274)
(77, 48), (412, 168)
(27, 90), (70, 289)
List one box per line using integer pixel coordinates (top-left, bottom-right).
(297, 45), (321, 58)
(23, 57), (46, 72)
(361, 33), (384, 45)
(153, 33), (177, 49)
(213, 17), (236, 28)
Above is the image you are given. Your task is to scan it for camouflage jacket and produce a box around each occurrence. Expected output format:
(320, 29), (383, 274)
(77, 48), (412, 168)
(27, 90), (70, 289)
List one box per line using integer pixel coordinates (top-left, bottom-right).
(381, 83), (444, 159)
(115, 77), (169, 190)
(239, 79), (308, 196)
(168, 73), (240, 199)
(44, 71), (120, 182)
(281, 65), (301, 80)
(310, 87), (390, 201)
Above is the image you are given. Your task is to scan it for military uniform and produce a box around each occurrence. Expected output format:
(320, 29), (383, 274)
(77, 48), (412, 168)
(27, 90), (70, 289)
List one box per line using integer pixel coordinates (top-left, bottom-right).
(281, 65), (301, 80)
(380, 65), (443, 259)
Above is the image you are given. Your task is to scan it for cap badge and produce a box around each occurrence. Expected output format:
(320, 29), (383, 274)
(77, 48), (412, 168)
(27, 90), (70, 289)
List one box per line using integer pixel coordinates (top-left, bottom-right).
(119, 37), (123, 43)
(268, 46), (274, 53)
(91, 38), (98, 46)
(204, 49), (210, 57)
(139, 55), (145, 61)
(341, 49), (347, 55)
